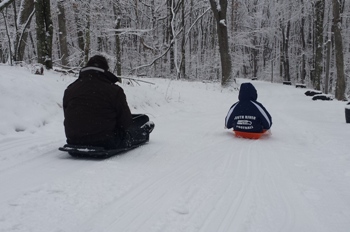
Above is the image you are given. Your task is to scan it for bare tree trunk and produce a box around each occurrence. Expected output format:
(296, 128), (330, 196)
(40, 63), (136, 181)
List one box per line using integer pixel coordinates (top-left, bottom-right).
(83, 2), (91, 65)
(300, 0), (306, 84)
(332, 0), (346, 100)
(252, 41), (258, 78)
(180, 0), (186, 79)
(12, 0), (17, 38)
(170, 0), (182, 79)
(15, 0), (34, 62)
(279, 11), (291, 83)
(1, 10), (13, 65)
(35, 0), (53, 69)
(283, 21), (291, 81)
(188, 0), (193, 76)
(73, 2), (85, 65)
(231, 0), (236, 33)
(113, 3), (122, 76)
(0, 43), (4, 63)
(279, 40), (283, 80)
(57, 0), (69, 66)
(208, 0), (232, 87)
(167, 0), (175, 73)
(324, 39), (331, 94)
(314, 0), (325, 90)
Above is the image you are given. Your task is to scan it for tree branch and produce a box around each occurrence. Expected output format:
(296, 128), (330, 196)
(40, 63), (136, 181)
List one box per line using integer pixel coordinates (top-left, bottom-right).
(16, 8), (36, 60)
(131, 45), (172, 72)
(0, 0), (15, 12)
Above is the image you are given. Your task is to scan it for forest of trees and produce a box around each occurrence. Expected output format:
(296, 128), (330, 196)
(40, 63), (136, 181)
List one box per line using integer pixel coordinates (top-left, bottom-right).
(0, 0), (348, 100)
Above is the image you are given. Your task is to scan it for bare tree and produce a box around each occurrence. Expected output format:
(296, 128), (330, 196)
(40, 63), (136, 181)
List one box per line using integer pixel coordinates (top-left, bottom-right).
(208, 0), (232, 86)
(83, 1), (91, 65)
(166, 0), (175, 73)
(57, 0), (69, 66)
(72, 1), (85, 65)
(180, 0), (186, 79)
(300, 0), (306, 84)
(113, 3), (122, 76)
(35, 0), (53, 69)
(15, 0), (34, 62)
(1, 9), (13, 65)
(281, 20), (291, 82)
(332, 0), (346, 100)
(314, 0), (325, 90)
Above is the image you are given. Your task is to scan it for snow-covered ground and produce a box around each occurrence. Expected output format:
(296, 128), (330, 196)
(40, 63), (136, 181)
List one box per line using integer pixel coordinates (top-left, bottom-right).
(1, 65), (350, 232)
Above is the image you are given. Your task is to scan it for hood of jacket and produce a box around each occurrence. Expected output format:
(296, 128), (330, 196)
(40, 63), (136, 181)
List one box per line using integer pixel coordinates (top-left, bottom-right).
(238, 82), (258, 101)
(79, 66), (121, 83)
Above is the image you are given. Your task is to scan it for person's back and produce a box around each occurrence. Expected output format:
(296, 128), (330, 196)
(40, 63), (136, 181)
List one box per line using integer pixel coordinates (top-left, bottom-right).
(225, 82), (272, 135)
(63, 55), (154, 149)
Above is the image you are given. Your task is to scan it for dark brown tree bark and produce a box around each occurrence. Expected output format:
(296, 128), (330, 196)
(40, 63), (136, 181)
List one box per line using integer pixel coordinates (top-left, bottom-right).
(283, 21), (291, 81)
(35, 0), (53, 69)
(208, 0), (233, 87)
(167, 0), (175, 73)
(314, 0), (325, 90)
(15, 0), (34, 62)
(113, 3), (122, 76)
(57, 0), (69, 66)
(332, 0), (346, 100)
(180, 0), (186, 79)
(83, 1), (91, 65)
(300, 0), (306, 84)
(1, 10), (13, 65)
(73, 2), (85, 65)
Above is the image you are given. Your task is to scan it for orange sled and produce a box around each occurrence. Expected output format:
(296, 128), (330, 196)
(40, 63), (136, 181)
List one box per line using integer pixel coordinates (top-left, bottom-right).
(234, 130), (267, 139)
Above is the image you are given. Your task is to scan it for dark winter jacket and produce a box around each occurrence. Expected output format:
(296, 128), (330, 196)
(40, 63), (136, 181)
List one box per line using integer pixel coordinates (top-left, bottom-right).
(225, 83), (272, 133)
(63, 67), (132, 146)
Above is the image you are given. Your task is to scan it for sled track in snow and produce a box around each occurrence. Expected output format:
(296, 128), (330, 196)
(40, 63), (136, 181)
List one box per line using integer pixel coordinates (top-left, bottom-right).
(75, 140), (238, 232)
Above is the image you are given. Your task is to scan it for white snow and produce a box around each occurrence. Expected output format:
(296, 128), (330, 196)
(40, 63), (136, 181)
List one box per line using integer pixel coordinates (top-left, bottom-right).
(220, 19), (227, 27)
(0, 64), (350, 232)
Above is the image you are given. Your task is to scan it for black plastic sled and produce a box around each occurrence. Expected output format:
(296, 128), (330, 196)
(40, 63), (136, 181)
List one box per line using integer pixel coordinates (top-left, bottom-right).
(58, 143), (145, 159)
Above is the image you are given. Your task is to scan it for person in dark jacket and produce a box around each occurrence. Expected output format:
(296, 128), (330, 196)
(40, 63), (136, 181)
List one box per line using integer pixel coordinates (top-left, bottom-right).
(225, 82), (272, 138)
(63, 55), (154, 149)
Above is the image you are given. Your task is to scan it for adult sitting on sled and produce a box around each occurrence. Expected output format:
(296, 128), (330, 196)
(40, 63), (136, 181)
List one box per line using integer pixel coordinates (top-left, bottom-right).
(225, 82), (272, 139)
(63, 55), (154, 150)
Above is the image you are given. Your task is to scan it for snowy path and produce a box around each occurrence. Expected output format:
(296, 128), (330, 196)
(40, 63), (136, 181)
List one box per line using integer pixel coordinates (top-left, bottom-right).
(1, 73), (350, 232)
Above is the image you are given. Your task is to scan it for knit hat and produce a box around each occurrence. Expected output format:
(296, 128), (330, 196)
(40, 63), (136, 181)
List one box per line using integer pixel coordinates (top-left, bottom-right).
(86, 55), (109, 71)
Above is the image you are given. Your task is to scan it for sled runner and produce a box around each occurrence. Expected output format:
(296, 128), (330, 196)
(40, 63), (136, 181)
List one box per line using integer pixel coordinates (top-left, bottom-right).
(58, 142), (145, 159)
(234, 130), (267, 139)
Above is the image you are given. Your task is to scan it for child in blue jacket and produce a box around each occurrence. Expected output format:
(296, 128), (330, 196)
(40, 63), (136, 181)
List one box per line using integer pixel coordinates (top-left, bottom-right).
(225, 82), (272, 138)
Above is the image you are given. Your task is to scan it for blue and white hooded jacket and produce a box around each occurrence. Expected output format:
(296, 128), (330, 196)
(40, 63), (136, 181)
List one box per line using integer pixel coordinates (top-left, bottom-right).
(225, 83), (272, 132)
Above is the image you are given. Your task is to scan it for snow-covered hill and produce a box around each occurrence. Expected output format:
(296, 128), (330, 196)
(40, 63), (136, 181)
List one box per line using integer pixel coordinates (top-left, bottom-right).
(1, 65), (350, 232)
